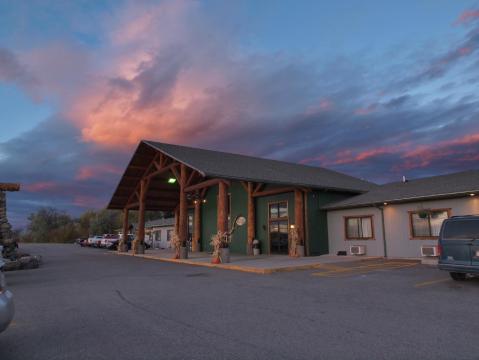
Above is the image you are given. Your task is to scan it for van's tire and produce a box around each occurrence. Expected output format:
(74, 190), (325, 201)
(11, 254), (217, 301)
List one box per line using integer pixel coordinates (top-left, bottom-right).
(450, 272), (467, 281)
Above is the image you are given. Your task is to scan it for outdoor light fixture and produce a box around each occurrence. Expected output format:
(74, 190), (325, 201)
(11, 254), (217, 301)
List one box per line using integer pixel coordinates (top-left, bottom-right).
(202, 199), (207, 203)
(194, 200), (198, 204)
(167, 178), (176, 184)
(290, 224), (295, 229)
(383, 202), (388, 206)
(470, 193), (476, 197)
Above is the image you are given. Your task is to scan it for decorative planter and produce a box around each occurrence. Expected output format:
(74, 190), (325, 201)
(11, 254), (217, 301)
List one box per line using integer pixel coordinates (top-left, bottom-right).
(220, 247), (230, 263)
(179, 246), (188, 259)
(253, 248), (260, 256)
(296, 245), (305, 257)
(135, 243), (145, 254)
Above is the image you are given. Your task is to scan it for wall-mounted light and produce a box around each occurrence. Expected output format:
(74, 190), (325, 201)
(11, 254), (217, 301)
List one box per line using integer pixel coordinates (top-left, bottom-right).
(167, 178), (176, 184)
(290, 224), (295, 229)
(469, 193), (476, 197)
(383, 202), (388, 206)
(193, 200), (198, 204)
(202, 199), (207, 204)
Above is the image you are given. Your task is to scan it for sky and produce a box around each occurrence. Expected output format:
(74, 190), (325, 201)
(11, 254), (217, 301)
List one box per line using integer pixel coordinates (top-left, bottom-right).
(1, 0), (479, 227)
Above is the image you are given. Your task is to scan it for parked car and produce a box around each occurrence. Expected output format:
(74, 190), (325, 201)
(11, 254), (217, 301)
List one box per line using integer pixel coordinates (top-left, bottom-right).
(438, 215), (479, 280)
(87, 235), (103, 247)
(100, 234), (119, 249)
(0, 259), (14, 333)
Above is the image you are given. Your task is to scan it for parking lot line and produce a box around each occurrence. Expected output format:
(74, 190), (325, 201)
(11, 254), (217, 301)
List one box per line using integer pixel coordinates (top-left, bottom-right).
(312, 261), (418, 278)
(414, 278), (450, 288)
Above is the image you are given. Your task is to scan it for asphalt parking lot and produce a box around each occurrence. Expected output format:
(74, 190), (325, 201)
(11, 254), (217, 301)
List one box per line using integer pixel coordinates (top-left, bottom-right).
(1, 244), (478, 360)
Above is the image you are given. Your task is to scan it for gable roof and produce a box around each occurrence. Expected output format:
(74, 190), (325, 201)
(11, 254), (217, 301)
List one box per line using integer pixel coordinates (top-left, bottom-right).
(143, 141), (376, 193)
(324, 169), (479, 210)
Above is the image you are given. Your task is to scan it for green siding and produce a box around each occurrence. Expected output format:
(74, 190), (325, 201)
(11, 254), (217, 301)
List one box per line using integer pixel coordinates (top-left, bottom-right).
(198, 181), (355, 256)
(200, 185), (218, 252)
(306, 191), (353, 256)
(199, 181), (248, 254)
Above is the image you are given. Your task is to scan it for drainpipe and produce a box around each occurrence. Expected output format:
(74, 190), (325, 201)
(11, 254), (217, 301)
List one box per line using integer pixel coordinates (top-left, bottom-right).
(378, 205), (388, 258)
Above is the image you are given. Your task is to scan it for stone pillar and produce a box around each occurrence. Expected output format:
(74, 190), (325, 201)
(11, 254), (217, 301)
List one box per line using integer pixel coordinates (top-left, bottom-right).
(192, 199), (201, 252)
(246, 182), (255, 255)
(133, 178), (148, 254)
(217, 181), (228, 234)
(118, 208), (129, 252)
(0, 191), (12, 242)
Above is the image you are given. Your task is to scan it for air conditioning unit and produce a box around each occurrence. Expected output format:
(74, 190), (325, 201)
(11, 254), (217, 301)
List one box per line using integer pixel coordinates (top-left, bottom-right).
(421, 245), (439, 257)
(350, 245), (366, 256)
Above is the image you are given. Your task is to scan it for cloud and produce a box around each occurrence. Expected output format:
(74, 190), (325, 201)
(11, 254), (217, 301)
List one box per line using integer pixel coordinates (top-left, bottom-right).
(454, 9), (479, 25)
(2, 2), (479, 227)
(0, 48), (37, 90)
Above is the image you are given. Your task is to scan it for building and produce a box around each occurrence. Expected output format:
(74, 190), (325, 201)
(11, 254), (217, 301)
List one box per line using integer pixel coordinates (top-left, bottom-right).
(324, 170), (479, 258)
(107, 141), (375, 255)
(144, 218), (175, 249)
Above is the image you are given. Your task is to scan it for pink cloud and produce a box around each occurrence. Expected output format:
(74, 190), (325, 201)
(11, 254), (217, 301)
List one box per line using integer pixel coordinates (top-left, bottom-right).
(354, 104), (377, 116)
(24, 181), (58, 192)
(73, 195), (105, 208)
(454, 9), (479, 25)
(75, 164), (122, 181)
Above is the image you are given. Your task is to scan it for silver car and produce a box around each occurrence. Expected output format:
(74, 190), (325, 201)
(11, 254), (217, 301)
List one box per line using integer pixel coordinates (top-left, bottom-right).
(0, 259), (14, 333)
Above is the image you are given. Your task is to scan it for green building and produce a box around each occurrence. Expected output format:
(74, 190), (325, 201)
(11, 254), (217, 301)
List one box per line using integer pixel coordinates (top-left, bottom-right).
(108, 141), (375, 256)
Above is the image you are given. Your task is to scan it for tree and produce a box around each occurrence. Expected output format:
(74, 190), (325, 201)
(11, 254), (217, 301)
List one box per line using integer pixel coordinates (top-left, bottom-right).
(89, 209), (121, 235)
(23, 207), (79, 243)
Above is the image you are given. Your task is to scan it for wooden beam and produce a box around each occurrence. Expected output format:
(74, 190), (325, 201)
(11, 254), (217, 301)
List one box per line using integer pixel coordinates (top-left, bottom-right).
(133, 177), (149, 254)
(253, 183), (264, 194)
(252, 187), (295, 198)
(118, 208), (129, 252)
(192, 199), (201, 252)
(146, 162), (178, 180)
(217, 181), (229, 233)
(294, 189), (305, 249)
(240, 181), (248, 192)
(171, 165), (181, 183)
(184, 178), (230, 193)
(178, 164), (188, 251)
(0, 183), (20, 191)
(247, 182), (255, 256)
(186, 170), (200, 188)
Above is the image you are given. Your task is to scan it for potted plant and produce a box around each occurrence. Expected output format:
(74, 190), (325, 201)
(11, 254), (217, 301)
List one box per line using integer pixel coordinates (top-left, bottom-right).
(209, 215), (246, 264)
(417, 209), (430, 219)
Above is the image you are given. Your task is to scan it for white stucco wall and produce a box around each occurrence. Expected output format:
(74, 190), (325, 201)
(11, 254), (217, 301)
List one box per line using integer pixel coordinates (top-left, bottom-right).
(327, 196), (479, 258)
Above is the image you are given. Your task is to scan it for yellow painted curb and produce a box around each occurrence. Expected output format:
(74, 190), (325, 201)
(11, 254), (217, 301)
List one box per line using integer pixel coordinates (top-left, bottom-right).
(114, 252), (329, 274)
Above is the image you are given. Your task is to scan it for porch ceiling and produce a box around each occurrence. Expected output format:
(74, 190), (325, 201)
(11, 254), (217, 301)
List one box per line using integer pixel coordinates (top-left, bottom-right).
(107, 142), (181, 211)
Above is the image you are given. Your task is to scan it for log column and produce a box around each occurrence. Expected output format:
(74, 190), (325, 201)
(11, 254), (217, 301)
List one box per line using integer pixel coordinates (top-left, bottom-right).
(192, 199), (201, 252)
(246, 182), (255, 255)
(178, 164), (188, 250)
(217, 181), (228, 234)
(133, 178), (148, 254)
(118, 208), (129, 252)
(294, 189), (304, 247)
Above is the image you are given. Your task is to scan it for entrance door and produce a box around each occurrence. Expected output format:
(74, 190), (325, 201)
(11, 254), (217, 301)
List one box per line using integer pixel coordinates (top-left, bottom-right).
(269, 201), (289, 254)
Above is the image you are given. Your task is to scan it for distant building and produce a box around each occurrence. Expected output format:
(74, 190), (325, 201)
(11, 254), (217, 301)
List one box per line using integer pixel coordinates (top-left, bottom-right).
(144, 218), (175, 249)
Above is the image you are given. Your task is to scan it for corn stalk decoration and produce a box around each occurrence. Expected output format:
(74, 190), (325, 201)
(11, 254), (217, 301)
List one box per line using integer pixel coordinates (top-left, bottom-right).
(288, 226), (299, 257)
(171, 232), (182, 259)
(209, 231), (228, 259)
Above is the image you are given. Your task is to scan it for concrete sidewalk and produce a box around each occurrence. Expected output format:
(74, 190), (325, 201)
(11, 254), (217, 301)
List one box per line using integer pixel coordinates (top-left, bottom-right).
(116, 248), (380, 274)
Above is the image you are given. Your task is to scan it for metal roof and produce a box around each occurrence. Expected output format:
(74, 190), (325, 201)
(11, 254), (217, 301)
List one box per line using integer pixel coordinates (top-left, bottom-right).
(324, 169), (479, 210)
(107, 140), (377, 211)
(143, 141), (376, 192)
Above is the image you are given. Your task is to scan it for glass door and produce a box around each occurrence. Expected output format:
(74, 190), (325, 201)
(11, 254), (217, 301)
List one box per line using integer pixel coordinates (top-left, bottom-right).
(269, 201), (289, 254)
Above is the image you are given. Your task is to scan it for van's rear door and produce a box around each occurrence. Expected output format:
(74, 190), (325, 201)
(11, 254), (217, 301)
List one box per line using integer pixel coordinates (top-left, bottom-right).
(440, 219), (478, 266)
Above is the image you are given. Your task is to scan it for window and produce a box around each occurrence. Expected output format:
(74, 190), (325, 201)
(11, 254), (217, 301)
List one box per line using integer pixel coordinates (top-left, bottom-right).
(345, 216), (374, 240)
(409, 209), (449, 239)
(443, 219), (479, 239)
